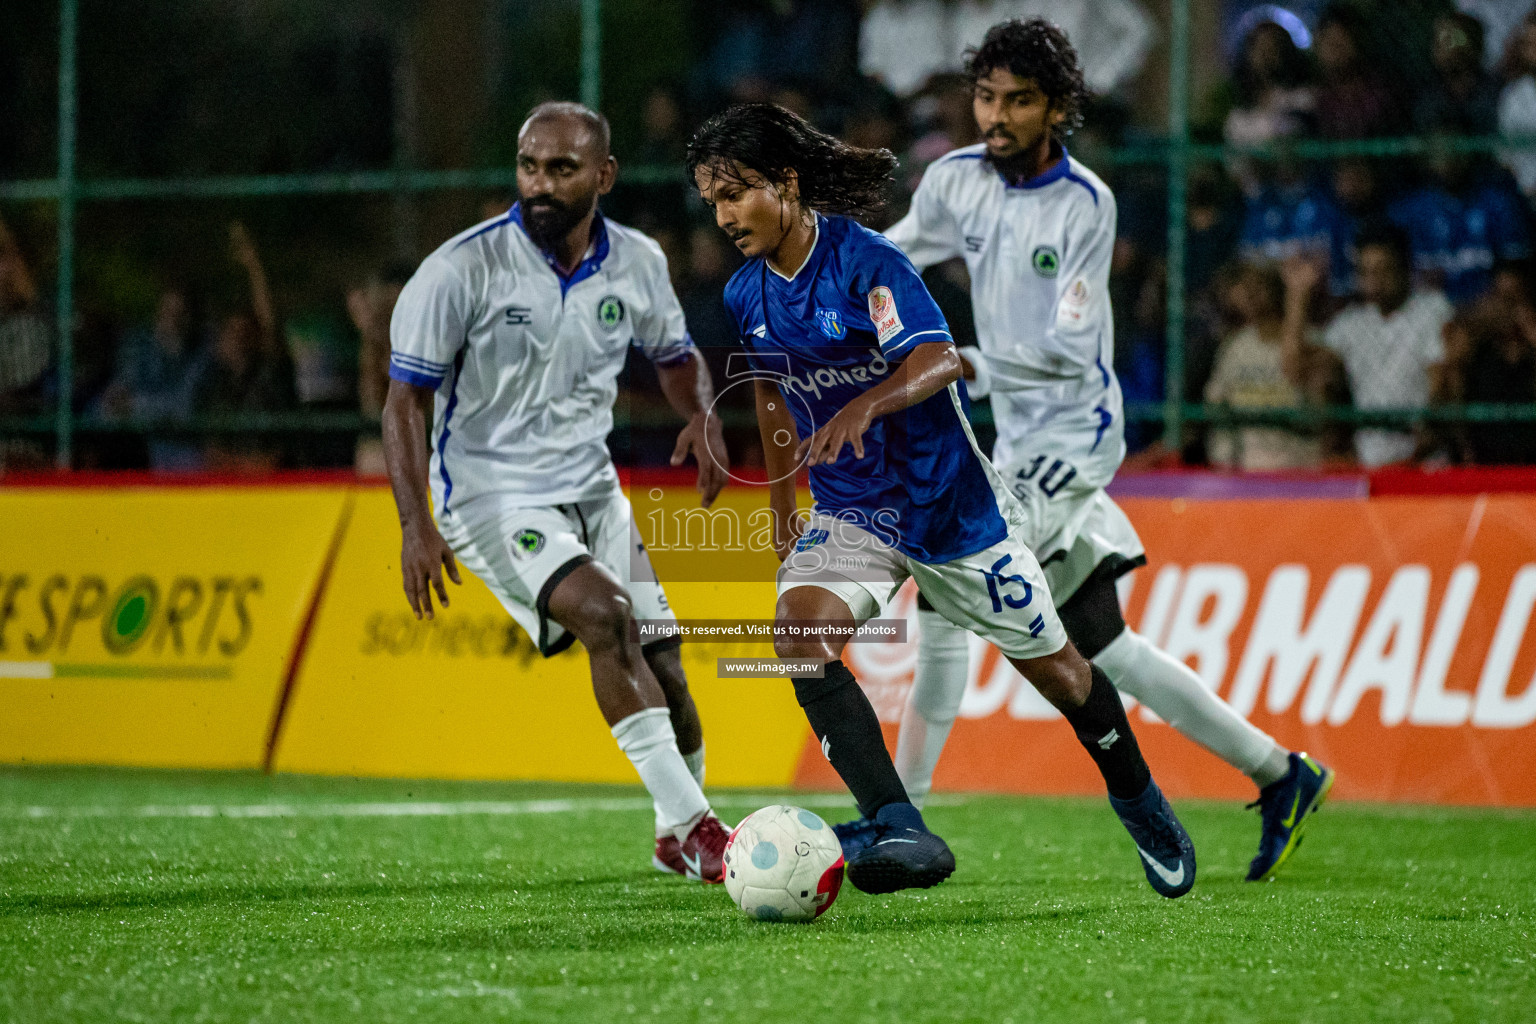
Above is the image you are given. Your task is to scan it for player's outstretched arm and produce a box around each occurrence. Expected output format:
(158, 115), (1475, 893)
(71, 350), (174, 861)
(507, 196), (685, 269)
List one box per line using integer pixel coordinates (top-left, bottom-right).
(798, 341), (961, 466)
(382, 379), (461, 620)
(754, 378), (802, 560)
(657, 353), (729, 508)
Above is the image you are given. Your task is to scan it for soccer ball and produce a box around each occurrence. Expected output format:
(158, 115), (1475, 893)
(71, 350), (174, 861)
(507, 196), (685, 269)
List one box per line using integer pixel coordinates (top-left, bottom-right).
(723, 805), (845, 922)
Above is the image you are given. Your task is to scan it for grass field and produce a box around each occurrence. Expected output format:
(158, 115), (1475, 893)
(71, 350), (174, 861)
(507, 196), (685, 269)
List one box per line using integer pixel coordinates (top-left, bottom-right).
(1, 769), (1532, 1023)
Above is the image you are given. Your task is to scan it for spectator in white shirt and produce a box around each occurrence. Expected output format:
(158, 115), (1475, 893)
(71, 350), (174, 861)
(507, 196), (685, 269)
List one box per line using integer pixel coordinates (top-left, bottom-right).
(1314, 224), (1453, 468)
(858, 0), (1154, 98)
(1205, 260), (1347, 472)
(1498, 11), (1536, 198)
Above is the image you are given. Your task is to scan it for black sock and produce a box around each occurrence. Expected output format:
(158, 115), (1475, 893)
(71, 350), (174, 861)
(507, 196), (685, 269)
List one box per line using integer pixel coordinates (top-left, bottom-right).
(1059, 664), (1152, 800)
(792, 659), (909, 819)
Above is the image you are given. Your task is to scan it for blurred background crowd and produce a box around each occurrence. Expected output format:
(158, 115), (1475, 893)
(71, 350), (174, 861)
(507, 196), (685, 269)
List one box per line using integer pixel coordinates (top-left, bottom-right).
(4, 0), (1536, 474)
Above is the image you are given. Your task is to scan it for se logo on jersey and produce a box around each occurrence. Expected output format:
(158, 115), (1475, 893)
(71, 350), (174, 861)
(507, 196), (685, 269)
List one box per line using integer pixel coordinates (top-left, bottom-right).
(867, 286), (903, 346)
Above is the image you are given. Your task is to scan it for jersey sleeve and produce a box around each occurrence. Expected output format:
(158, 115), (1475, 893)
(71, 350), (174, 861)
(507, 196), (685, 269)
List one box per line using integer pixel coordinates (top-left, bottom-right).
(630, 245), (698, 368)
(388, 256), (471, 388)
(1036, 196), (1117, 375)
(851, 242), (953, 361)
(884, 169), (963, 272)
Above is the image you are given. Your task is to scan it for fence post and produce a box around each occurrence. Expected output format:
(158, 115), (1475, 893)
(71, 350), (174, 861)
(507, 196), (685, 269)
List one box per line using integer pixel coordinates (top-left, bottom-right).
(580, 0), (602, 110)
(54, 0), (78, 470)
(1163, 0), (1191, 452)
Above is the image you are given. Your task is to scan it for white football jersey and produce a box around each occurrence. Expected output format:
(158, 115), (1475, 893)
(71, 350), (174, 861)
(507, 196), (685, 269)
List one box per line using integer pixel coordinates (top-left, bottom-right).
(389, 206), (695, 520)
(886, 144), (1124, 486)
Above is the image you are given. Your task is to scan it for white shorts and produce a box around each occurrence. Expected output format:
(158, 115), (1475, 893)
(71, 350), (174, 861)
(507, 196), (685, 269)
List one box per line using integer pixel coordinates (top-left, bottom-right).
(439, 486), (677, 657)
(997, 450), (1146, 601)
(776, 512), (1068, 662)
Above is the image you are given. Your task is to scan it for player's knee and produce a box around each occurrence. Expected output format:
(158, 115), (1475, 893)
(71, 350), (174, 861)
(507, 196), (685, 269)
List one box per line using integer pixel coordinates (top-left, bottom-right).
(774, 634), (822, 660)
(1026, 646), (1093, 708)
(565, 590), (635, 654)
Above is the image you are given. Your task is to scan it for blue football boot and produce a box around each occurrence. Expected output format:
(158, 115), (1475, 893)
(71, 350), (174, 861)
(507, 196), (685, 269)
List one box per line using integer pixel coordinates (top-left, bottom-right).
(1109, 780), (1196, 898)
(845, 802), (956, 894)
(832, 815), (879, 859)
(1247, 752), (1335, 881)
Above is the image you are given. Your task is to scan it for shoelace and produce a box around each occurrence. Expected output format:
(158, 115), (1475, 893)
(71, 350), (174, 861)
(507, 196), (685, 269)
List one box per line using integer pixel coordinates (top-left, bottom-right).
(1248, 779), (1294, 831)
(1144, 810), (1184, 850)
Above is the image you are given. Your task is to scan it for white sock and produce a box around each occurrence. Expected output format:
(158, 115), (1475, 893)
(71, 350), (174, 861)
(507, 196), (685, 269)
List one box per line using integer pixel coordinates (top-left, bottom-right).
(1095, 628), (1289, 788)
(612, 707), (709, 842)
(653, 743), (708, 838)
(683, 743), (705, 788)
(894, 610), (971, 810)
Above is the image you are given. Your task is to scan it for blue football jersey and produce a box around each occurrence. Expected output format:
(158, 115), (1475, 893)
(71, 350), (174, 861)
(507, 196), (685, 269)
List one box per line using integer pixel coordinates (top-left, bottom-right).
(1388, 182), (1533, 304)
(723, 214), (1007, 563)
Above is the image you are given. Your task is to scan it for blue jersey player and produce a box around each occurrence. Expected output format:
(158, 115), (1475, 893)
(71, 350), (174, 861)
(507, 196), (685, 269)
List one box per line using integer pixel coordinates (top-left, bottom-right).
(687, 103), (1196, 897)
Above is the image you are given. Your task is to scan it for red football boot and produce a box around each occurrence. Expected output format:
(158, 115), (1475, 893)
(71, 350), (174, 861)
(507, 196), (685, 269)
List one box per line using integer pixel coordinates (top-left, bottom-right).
(676, 812), (729, 883)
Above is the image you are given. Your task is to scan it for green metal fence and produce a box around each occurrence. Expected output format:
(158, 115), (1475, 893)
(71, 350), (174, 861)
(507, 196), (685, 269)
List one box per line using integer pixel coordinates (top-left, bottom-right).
(6, 0), (1536, 470)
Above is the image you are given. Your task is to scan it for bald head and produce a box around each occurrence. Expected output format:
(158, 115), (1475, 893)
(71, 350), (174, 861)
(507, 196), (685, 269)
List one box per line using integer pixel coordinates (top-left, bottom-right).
(520, 101), (611, 161)
(516, 102), (617, 254)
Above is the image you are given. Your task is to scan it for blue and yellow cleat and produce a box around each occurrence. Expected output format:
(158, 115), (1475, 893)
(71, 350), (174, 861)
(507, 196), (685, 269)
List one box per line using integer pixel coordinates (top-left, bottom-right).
(1247, 751), (1335, 881)
(1109, 780), (1197, 898)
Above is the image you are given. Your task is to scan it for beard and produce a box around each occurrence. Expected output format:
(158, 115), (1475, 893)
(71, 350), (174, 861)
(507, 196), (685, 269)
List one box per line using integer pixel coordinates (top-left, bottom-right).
(520, 195), (592, 250)
(984, 129), (1055, 182)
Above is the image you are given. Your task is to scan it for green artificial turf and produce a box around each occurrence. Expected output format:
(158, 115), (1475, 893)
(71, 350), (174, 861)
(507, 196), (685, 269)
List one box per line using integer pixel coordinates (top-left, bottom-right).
(0, 768), (1532, 1023)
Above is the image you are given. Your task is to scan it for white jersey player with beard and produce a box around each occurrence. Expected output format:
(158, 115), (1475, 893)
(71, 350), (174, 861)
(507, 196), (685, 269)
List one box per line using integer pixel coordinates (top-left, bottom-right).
(883, 127), (1302, 838)
(868, 15), (1333, 884)
(385, 102), (733, 883)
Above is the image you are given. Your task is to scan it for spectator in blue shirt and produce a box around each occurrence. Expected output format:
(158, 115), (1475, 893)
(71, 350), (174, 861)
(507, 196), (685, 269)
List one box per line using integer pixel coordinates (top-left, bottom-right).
(1387, 148), (1533, 305)
(95, 285), (210, 470)
(1239, 167), (1356, 297)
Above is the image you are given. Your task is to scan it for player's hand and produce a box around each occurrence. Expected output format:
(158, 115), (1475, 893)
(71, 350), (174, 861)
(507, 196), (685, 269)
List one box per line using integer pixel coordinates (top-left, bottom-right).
(796, 397), (873, 466)
(400, 519), (462, 620)
(671, 411), (729, 507)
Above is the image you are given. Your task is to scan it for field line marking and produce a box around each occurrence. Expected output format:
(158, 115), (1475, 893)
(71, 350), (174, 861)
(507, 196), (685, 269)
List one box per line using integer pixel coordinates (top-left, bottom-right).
(0, 661), (54, 679)
(0, 793), (963, 820)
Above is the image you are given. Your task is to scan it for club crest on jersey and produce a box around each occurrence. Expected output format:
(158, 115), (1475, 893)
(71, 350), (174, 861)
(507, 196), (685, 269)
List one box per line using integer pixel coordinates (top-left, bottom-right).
(867, 286), (903, 345)
(1032, 246), (1060, 277)
(512, 529), (545, 559)
(814, 307), (846, 339)
(597, 295), (625, 329)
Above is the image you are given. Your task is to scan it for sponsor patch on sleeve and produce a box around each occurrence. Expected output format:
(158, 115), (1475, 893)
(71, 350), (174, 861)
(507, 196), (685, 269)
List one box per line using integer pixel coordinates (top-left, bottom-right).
(1057, 277), (1092, 327)
(867, 285), (904, 346)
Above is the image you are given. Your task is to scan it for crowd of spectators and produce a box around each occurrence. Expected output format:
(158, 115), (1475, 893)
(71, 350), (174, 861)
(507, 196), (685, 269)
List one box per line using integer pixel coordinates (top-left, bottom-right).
(5, 0), (1536, 474)
(1175, 2), (1536, 471)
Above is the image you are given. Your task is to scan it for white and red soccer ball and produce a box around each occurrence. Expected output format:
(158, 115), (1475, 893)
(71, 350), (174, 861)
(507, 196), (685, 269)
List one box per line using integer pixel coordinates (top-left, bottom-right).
(723, 805), (844, 922)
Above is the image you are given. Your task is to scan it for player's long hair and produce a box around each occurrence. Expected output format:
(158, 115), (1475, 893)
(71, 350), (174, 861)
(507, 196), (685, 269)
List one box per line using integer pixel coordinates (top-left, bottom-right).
(685, 103), (897, 216)
(965, 18), (1090, 142)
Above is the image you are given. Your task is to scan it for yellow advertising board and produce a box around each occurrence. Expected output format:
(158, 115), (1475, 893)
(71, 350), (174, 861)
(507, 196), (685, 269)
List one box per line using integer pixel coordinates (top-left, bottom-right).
(271, 486), (809, 786)
(0, 486), (351, 768)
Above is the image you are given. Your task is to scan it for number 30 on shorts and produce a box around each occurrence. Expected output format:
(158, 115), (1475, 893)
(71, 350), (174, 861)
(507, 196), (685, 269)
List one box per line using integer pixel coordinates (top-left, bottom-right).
(982, 553), (1033, 613)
